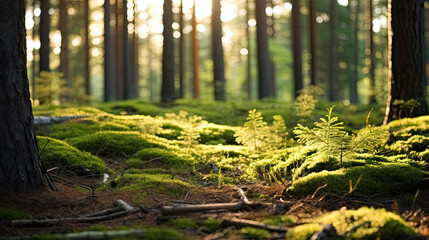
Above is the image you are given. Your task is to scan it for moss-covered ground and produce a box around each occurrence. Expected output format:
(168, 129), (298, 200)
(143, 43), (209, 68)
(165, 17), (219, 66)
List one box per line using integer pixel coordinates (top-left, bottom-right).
(1, 100), (428, 239)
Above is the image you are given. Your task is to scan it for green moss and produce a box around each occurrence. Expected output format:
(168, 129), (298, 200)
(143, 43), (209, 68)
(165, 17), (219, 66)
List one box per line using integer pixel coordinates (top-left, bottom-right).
(387, 135), (429, 161)
(199, 124), (238, 145)
(203, 218), (222, 231)
(263, 215), (295, 226)
(47, 118), (130, 139)
(87, 224), (109, 231)
(316, 207), (414, 240)
(143, 227), (186, 240)
(290, 163), (427, 195)
(168, 217), (198, 229)
(33, 105), (107, 117)
(239, 227), (271, 239)
(38, 136), (106, 174)
(286, 223), (321, 240)
(127, 148), (194, 170)
(0, 207), (31, 222)
(118, 170), (192, 197)
(65, 131), (165, 157)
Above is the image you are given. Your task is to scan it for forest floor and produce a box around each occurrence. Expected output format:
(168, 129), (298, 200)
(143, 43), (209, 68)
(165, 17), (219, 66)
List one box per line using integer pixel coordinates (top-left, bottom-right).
(1, 100), (429, 239)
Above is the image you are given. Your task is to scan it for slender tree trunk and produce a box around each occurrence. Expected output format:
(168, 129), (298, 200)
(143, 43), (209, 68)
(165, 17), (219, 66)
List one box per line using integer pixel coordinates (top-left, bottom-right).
(123, 0), (133, 99)
(328, 0), (338, 101)
(255, 0), (274, 99)
(178, 0), (185, 98)
(292, 0), (303, 98)
(350, 0), (359, 104)
(212, 0), (226, 101)
(192, 0), (200, 98)
(162, 0), (176, 103)
(133, 0), (139, 98)
(59, 0), (70, 101)
(384, 0), (428, 123)
(309, 0), (317, 86)
(31, 0), (37, 99)
(366, 0), (376, 103)
(0, 0), (44, 192)
(39, 0), (50, 72)
(115, 0), (124, 100)
(246, 0), (252, 100)
(84, 0), (91, 96)
(104, 0), (116, 101)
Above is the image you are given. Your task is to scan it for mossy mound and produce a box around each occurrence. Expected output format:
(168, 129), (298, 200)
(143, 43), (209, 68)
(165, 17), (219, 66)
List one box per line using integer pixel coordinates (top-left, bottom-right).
(168, 217), (198, 229)
(46, 118), (131, 140)
(38, 136), (106, 174)
(126, 148), (194, 170)
(118, 169), (193, 197)
(0, 207), (31, 222)
(198, 124), (238, 145)
(65, 131), (166, 157)
(33, 105), (107, 117)
(287, 207), (414, 240)
(289, 162), (427, 195)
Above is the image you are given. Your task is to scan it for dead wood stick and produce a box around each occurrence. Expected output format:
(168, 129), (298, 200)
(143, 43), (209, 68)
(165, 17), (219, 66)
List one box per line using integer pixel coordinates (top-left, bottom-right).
(161, 201), (267, 215)
(11, 208), (140, 227)
(236, 188), (249, 202)
(221, 218), (289, 232)
(83, 207), (124, 218)
(1, 229), (150, 240)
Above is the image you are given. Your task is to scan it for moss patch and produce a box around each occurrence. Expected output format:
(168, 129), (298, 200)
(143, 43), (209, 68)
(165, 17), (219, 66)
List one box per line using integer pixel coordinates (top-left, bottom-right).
(38, 136), (106, 174)
(0, 207), (31, 222)
(289, 163), (427, 195)
(65, 131), (165, 157)
(168, 217), (198, 229)
(126, 148), (194, 170)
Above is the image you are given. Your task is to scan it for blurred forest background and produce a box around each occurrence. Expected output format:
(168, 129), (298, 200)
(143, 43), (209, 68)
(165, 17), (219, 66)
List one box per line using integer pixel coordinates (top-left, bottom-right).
(23, 0), (429, 106)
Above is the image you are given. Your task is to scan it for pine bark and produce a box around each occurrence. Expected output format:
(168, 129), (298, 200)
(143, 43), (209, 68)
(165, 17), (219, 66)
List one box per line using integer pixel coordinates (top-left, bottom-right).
(0, 0), (44, 192)
(292, 0), (303, 98)
(212, 0), (226, 101)
(39, 0), (50, 72)
(328, 0), (338, 101)
(309, 0), (317, 86)
(384, 0), (428, 123)
(104, 0), (116, 101)
(161, 0), (176, 103)
(255, 0), (274, 99)
(192, 0), (200, 98)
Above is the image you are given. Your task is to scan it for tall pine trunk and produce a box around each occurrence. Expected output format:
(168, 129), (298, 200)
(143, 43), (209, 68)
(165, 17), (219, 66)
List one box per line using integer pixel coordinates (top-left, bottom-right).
(0, 0), (44, 192)
(161, 0), (176, 103)
(192, 0), (200, 98)
(39, 0), (50, 72)
(212, 0), (226, 101)
(104, 0), (116, 101)
(384, 0), (428, 123)
(328, 0), (338, 101)
(255, 0), (274, 99)
(292, 0), (303, 98)
(308, 0), (317, 86)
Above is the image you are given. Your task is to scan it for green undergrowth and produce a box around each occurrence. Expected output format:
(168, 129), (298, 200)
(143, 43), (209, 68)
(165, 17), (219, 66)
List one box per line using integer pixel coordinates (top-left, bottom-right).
(0, 207), (31, 222)
(168, 217), (198, 229)
(38, 136), (106, 174)
(118, 169), (194, 198)
(289, 162), (427, 195)
(286, 207), (415, 240)
(33, 105), (107, 117)
(64, 131), (168, 157)
(126, 148), (194, 170)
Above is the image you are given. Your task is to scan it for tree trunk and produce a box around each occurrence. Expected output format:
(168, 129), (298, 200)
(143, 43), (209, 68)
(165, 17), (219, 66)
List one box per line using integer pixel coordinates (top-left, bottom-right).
(115, 0), (124, 100)
(0, 0), (44, 192)
(309, 0), (317, 86)
(39, 0), (50, 72)
(162, 0), (176, 103)
(328, 0), (338, 101)
(255, 0), (274, 99)
(59, 0), (70, 101)
(212, 0), (226, 101)
(292, 0), (303, 98)
(123, 0), (133, 99)
(384, 0), (428, 123)
(245, 0), (252, 100)
(366, 0), (376, 103)
(84, 0), (91, 96)
(192, 0), (200, 98)
(104, 0), (116, 101)
(350, 0), (359, 104)
(178, 0), (185, 98)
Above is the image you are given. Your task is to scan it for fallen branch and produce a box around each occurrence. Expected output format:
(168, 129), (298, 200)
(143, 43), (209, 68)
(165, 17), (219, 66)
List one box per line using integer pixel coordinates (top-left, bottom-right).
(161, 201), (266, 215)
(0, 229), (154, 240)
(221, 218), (289, 232)
(11, 199), (139, 227)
